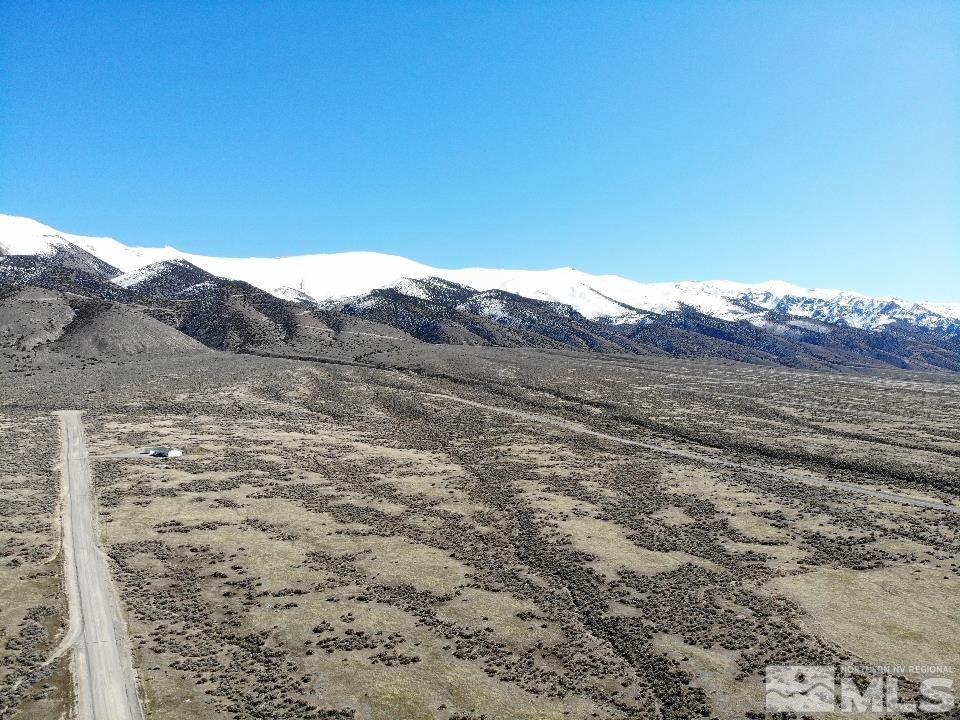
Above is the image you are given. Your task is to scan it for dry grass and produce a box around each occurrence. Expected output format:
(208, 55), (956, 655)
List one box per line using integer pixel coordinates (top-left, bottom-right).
(2, 346), (959, 718)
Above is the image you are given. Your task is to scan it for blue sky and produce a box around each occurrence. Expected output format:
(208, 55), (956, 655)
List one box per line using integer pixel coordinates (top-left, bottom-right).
(1, 1), (957, 300)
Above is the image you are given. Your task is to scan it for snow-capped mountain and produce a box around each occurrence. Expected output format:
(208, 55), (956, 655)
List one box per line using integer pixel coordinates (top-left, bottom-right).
(113, 259), (218, 299)
(1, 213), (956, 335)
(0, 213), (176, 273)
(733, 286), (959, 334)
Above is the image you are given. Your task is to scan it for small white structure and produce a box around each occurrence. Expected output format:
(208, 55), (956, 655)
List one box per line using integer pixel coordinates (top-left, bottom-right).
(141, 447), (184, 458)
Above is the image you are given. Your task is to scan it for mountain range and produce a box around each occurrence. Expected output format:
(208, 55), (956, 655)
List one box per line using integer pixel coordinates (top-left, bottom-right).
(1, 212), (958, 371)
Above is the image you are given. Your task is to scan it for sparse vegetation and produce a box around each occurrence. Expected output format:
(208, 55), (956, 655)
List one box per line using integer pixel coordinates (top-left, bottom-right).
(0, 338), (958, 719)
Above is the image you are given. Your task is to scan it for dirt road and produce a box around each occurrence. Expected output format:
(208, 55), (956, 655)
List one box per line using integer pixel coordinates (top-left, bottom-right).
(58, 411), (145, 720)
(429, 394), (960, 515)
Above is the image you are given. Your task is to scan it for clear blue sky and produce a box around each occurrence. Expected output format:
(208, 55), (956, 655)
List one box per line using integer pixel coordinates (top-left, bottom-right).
(1, 1), (957, 299)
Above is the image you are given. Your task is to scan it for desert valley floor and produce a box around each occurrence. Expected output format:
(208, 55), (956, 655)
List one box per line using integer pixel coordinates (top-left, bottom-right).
(1, 345), (959, 719)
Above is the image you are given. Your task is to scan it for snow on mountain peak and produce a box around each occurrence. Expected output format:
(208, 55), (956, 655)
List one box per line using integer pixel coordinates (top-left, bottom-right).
(1, 213), (956, 334)
(0, 213), (181, 271)
(924, 302), (960, 320)
(113, 259), (201, 289)
(0, 215), (69, 256)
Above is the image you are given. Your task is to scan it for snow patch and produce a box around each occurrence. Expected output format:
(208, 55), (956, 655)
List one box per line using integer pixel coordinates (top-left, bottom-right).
(273, 286), (320, 305)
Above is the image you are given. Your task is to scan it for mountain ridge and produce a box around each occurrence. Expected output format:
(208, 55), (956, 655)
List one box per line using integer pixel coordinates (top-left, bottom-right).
(3, 213), (955, 329)
(2, 214), (957, 370)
